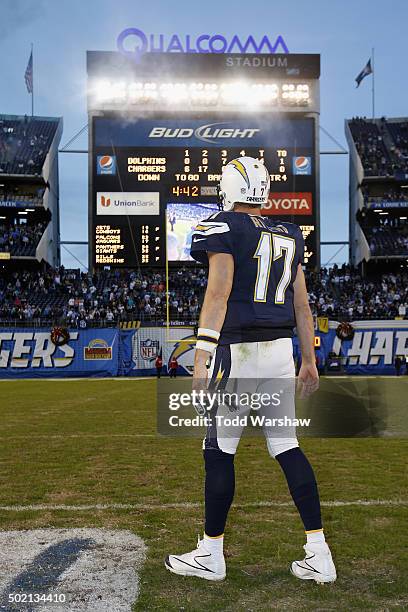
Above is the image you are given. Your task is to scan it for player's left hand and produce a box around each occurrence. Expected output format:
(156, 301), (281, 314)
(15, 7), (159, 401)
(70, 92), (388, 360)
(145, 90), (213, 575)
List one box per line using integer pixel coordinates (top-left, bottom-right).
(192, 352), (211, 415)
(297, 361), (319, 398)
(192, 357), (209, 394)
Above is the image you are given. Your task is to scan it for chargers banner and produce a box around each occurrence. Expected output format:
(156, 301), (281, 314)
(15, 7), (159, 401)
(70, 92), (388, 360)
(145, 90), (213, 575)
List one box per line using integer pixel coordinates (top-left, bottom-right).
(0, 322), (407, 378)
(119, 326), (195, 376)
(304, 320), (408, 375)
(0, 329), (119, 379)
(0, 327), (195, 379)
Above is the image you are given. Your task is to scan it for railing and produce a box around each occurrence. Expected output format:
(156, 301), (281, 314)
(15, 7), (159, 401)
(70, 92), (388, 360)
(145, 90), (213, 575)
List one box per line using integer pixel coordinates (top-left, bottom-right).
(0, 312), (200, 329)
(0, 312), (405, 329)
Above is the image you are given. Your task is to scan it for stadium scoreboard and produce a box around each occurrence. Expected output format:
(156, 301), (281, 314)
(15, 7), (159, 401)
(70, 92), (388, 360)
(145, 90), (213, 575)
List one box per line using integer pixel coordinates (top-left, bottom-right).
(88, 52), (320, 268)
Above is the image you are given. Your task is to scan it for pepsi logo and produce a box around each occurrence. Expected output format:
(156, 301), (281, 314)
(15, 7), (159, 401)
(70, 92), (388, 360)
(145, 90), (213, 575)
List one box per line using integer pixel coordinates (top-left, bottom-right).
(99, 155), (114, 169)
(292, 156), (312, 175)
(295, 156), (310, 169)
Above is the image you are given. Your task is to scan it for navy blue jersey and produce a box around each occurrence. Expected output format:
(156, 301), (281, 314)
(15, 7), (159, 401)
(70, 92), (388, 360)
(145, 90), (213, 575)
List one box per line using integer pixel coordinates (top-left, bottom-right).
(190, 211), (304, 345)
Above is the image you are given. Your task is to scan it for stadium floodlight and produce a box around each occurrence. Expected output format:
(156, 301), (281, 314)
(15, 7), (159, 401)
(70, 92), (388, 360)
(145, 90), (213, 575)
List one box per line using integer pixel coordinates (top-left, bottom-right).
(219, 82), (279, 106)
(281, 83), (310, 105)
(90, 79), (311, 107)
(111, 81), (127, 102)
(189, 82), (219, 105)
(159, 83), (189, 104)
(93, 79), (113, 103)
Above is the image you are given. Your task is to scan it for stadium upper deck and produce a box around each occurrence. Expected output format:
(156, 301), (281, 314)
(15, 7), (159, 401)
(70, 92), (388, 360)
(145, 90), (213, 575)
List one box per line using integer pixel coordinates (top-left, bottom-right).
(346, 117), (408, 267)
(0, 114), (62, 267)
(0, 115), (60, 176)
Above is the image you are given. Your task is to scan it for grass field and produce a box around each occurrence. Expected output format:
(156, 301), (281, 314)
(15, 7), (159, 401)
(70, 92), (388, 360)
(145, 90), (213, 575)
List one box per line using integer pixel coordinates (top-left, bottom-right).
(0, 378), (407, 611)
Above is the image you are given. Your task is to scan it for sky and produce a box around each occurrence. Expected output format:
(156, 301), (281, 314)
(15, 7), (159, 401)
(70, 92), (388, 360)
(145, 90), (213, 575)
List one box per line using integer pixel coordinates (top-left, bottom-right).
(1, 0), (407, 270)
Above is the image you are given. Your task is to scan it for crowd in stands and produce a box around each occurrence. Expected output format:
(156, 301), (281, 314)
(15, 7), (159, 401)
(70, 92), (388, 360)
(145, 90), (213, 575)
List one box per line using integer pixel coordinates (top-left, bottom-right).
(0, 264), (407, 326)
(387, 120), (408, 164)
(364, 225), (408, 257)
(362, 185), (408, 206)
(0, 221), (46, 256)
(307, 265), (408, 320)
(0, 267), (207, 325)
(349, 118), (391, 177)
(349, 117), (408, 177)
(356, 209), (408, 257)
(0, 115), (58, 176)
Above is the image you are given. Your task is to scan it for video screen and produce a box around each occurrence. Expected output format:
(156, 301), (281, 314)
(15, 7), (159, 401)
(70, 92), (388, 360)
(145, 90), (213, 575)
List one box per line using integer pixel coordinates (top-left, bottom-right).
(166, 202), (219, 261)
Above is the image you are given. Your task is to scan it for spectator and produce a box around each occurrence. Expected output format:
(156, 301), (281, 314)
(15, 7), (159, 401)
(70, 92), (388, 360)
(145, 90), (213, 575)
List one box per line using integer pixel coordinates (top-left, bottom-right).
(395, 356), (402, 376)
(0, 264), (407, 326)
(155, 354), (163, 378)
(169, 357), (178, 378)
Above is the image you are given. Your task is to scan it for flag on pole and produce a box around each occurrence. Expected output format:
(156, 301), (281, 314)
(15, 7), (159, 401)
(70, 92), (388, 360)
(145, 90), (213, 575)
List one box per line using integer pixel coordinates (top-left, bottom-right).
(24, 51), (33, 93)
(355, 58), (372, 88)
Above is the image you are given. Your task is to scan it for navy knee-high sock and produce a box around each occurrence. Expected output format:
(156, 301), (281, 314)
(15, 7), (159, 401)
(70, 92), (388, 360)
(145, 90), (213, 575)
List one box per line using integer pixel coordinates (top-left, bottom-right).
(204, 449), (235, 537)
(276, 447), (322, 532)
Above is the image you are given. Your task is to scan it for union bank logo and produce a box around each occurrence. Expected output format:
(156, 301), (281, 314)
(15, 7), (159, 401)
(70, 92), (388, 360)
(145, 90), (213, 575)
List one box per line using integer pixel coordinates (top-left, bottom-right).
(100, 195), (111, 207)
(96, 191), (160, 216)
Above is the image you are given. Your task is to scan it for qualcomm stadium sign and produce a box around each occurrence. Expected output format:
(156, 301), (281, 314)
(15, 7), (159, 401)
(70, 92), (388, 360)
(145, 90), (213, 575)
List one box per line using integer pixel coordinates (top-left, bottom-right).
(117, 29), (289, 59)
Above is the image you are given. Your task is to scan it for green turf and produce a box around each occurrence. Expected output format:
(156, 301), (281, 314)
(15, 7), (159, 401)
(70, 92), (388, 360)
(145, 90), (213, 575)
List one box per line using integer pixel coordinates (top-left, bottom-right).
(0, 378), (407, 610)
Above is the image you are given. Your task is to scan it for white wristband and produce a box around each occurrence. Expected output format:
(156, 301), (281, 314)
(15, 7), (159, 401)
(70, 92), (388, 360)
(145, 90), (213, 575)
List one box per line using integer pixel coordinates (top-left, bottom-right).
(196, 327), (219, 355)
(196, 339), (217, 354)
(197, 327), (220, 341)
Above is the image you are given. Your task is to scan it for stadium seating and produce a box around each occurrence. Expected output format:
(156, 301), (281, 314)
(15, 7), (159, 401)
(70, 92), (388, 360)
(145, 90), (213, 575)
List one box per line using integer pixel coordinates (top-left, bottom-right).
(0, 221), (46, 257)
(0, 266), (406, 325)
(348, 118), (392, 176)
(0, 115), (59, 176)
(349, 117), (408, 177)
(363, 225), (408, 257)
(386, 120), (408, 163)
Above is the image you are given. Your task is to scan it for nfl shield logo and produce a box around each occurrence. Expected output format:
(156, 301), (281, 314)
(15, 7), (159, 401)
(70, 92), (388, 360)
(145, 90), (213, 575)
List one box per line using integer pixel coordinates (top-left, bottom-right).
(140, 338), (160, 360)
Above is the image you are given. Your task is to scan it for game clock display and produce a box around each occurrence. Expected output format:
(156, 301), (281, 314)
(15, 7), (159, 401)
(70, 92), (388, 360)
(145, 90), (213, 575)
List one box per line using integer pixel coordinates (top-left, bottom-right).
(91, 114), (318, 268)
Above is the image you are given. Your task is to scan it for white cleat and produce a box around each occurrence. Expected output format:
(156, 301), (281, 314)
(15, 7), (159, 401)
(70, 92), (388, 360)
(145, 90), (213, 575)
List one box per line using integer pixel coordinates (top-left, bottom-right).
(165, 536), (226, 581)
(291, 543), (337, 584)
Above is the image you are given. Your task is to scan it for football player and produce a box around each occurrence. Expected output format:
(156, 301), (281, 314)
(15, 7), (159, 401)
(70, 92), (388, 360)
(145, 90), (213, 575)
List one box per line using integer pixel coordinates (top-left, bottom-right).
(165, 157), (336, 584)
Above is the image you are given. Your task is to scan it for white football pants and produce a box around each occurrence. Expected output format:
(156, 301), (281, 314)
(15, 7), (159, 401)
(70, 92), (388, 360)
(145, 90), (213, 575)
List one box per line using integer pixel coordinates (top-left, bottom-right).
(204, 338), (299, 457)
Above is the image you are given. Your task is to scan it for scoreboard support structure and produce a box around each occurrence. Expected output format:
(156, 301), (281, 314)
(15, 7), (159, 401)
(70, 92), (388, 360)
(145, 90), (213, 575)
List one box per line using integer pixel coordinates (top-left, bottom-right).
(87, 51), (321, 270)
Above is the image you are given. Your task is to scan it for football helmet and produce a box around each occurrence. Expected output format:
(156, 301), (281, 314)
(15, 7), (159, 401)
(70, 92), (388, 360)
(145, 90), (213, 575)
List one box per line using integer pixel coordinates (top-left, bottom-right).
(218, 156), (270, 211)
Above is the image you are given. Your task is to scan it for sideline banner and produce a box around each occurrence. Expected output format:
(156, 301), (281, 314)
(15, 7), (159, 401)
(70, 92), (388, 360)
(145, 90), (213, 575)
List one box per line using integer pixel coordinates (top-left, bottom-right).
(0, 328), (119, 379)
(304, 320), (408, 375)
(0, 322), (407, 378)
(120, 326), (195, 376)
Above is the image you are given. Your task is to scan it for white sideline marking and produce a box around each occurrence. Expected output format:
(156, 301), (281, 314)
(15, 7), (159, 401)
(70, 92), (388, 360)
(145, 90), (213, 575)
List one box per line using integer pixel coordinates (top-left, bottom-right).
(0, 529), (146, 612)
(0, 499), (406, 512)
(0, 434), (156, 439)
